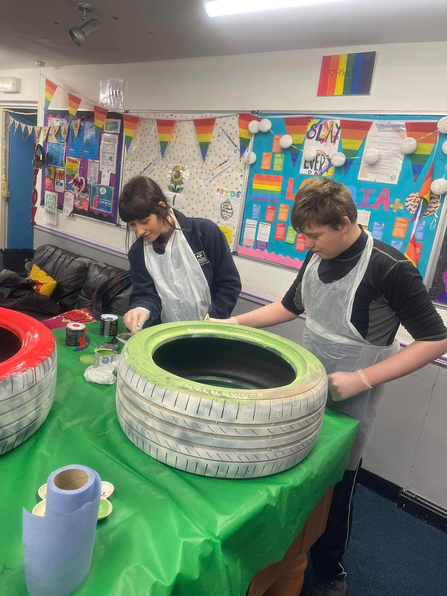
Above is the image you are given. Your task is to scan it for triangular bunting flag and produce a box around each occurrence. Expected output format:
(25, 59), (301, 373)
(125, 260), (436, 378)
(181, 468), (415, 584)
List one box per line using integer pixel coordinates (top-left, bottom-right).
(122, 114), (140, 152)
(72, 120), (81, 138)
(20, 123), (26, 134)
(26, 125), (34, 140)
(193, 118), (216, 161)
(339, 119), (372, 173)
(238, 113), (261, 158)
(60, 123), (69, 142)
(48, 125), (60, 141)
(156, 119), (176, 157)
(45, 79), (58, 111)
(405, 122), (438, 182)
(6, 115), (13, 131)
(94, 105), (108, 135)
(284, 117), (309, 166)
(68, 93), (82, 123)
(41, 126), (49, 142)
(14, 120), (19, 133)
(404, 162), (433, 266)
(35, 126), (41, 141)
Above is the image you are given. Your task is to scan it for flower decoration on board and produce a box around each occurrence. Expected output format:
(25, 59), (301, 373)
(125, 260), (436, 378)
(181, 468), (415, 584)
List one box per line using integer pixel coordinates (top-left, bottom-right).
(168, 165), (187, 194)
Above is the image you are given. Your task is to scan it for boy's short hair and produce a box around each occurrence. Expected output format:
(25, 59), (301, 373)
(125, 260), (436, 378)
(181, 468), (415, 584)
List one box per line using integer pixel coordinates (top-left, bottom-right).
(291, 178), (357, 232)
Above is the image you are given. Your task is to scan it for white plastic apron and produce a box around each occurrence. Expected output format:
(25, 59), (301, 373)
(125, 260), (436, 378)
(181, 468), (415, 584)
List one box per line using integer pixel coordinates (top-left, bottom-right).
(302, 232), (399, 470)
(143, 213), (211, 323)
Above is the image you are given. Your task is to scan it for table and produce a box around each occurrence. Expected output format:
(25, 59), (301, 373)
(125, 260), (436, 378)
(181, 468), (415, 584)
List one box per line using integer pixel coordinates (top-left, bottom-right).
(0, 321), (358, 596)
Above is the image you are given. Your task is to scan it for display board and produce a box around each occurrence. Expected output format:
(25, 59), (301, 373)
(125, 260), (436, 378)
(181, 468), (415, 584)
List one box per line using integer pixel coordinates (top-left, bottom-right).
(123, 113), (247, 250)
(42, 110), (124, 225)
(238, 113), (447, 283)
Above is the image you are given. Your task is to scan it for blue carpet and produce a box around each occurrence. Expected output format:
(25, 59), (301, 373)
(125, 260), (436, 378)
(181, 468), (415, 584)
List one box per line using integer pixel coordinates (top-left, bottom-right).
(343, 485), (447, 595)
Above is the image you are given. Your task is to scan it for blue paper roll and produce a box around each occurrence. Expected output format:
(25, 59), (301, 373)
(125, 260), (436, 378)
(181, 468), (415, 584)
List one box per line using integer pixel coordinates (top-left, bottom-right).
(23, 465), (101, 596)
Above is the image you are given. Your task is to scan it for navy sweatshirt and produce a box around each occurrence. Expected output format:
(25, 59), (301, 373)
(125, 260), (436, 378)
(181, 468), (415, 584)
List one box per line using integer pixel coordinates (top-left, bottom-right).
(127, 209), (241, 322)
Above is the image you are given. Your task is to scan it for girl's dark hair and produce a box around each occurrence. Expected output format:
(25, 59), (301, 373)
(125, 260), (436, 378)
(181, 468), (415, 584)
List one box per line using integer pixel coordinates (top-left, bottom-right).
(119, 176), (171, 224)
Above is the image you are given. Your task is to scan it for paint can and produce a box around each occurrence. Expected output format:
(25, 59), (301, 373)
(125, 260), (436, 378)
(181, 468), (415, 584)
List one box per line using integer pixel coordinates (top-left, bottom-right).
(100, 314), (118, 337)
(94, 347), (117, 368)
(66, 322), (86, 347)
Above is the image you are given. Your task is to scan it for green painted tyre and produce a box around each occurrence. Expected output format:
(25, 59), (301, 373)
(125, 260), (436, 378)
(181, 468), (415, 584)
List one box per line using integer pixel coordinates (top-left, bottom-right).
(116, 322), (327, 479)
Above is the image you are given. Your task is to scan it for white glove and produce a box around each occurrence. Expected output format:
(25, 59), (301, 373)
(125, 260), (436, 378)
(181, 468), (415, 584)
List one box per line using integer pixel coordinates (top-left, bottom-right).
(124, 307), (150, 334)
(206, 316), (238, 324)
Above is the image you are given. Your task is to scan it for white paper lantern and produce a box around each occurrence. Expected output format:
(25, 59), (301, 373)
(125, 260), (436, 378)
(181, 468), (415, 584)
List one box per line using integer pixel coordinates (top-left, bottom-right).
(331, 152), (346, 168)
(303, 147), (317, 162)
(245, 151), (257, 165)
(248, 120), (260, 135)
(442, 140), (447, 155)
(400, 137), (417, 155)
(279, 134), (293, 149)
(431, 178), (447, 196)
(363, 148), (380, 165)
(259, 119), (272, 133)
(437, 116), (447, 134)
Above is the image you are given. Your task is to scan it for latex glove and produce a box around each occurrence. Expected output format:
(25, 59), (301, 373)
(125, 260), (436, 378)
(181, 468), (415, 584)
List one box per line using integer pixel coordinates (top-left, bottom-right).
(206, 315), (238, 324)
(328, 370), (373, 402)
(124, 307), (150, 334)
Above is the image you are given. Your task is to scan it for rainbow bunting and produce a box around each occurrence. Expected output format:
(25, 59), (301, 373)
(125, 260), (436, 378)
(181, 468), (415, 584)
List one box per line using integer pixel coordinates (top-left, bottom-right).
(339, 119), (372, 173)
(404, 162), (433, 266)
(44, 79), (58, 110)
(122, 114), (140, 151)
(68, 93), (82, 123)
(284, 117), (308, 167)
(238, 113), (260, 158)
(156, 119), (176, 157)
(193, 118), (216, 161)
(94, 106), (108, 135)
(405, 122), (438, 182)
(318, 52), (376, 97)
(252, 174), (283, 203)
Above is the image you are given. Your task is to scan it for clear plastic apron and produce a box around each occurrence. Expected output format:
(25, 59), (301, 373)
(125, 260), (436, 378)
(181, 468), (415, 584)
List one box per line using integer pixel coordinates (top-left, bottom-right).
(143, 213), (211, 323)
(302, 232), (399, 470)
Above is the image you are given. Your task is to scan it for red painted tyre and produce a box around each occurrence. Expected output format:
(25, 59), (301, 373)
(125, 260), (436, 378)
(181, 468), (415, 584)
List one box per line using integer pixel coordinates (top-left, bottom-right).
(0, 308), (57, 456)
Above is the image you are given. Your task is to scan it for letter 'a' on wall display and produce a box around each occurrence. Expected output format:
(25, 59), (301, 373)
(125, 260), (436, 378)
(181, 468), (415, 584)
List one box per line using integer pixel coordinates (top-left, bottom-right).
(317, 52), (377, 96)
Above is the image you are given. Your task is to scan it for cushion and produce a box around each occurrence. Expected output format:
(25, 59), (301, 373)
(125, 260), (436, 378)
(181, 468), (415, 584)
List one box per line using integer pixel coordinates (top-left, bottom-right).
(29, 264), (57, 297)
(41, 308), (96, 330)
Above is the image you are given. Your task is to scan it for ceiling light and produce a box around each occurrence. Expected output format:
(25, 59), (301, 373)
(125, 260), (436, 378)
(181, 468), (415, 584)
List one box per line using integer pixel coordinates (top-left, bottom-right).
(69, 3), (100, 47)
(205, 0), (343, 17)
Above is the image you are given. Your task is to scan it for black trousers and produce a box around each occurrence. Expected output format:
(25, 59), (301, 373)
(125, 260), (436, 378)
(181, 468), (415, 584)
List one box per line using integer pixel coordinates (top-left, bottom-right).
(310, 462), (361, 579)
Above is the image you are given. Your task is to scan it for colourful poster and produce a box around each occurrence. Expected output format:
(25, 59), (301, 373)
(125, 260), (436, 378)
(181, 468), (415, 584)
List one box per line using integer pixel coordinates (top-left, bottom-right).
(44, 166), (55, 191)
(256, 222), (271, 250)
(68, 121), (84, 158)
(392, 217), (409, 239)
(242, 219), (257, 248)
(299, 119), (340, 177)
(275, 224), (286, 241)
(252, 204), (261, 220)
(265, 205), (276, 223)
(285, 226), (297, 245)
(90, 185), (113, 214)
(65, 157), (80, 176)
(252, 174), (283, 203)
(272, 136), (282, 153)
(261, 153), (272, 170)
(278, 204), (289, 222)
(273, 154), (284, 172)
(295, 234), (306, 252)
(318, 52), (376, 96)
(55, 168), (65, 193)
(358, 122), (406, 185)
(372, 221), (385, 240)
(218, 225), (234, 248)
(46, 142), (65, 167)
(83, 121), (100, 160)
(391, 240), (404, 252)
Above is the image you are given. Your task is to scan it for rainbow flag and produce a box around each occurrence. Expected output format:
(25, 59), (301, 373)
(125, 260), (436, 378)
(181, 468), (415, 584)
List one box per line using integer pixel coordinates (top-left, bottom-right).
(156, 119), (176, 157)
(318, 52), (376, 96)
(404, 162), (433, 265)
(122, 114), (140, 151)
(238, 113), (260, 158)
(68, 93), (82, 123)
(252, 174), (283, 203)
(284, 117), (308, 166)
(193, 118), (216, 161)
(94, 106), (108, 135)
(405, 122), (438, 182)
(339, 119), (372, 173)
(44, 80), (57, 110)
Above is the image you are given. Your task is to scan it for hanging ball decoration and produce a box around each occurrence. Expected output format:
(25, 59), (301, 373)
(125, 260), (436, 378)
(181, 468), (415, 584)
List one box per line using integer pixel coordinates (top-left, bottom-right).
(400, 137), (418, 155)
(248, 120), (260, 135)
(303, 147), (317, 162)
(442, 140), (447, 155)
(279, 134), (293, 149)
(437, 116), (447, 134)
(259, 119), (272, 133)
(431, 178), (447, 196)
(331, 152), (346, 168)
(363, 148), (380, 165)
(245, 151), (257, 165)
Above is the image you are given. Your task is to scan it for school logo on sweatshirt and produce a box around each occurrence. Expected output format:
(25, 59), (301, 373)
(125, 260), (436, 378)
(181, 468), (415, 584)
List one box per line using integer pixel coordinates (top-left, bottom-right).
(195, 251), (209, 266)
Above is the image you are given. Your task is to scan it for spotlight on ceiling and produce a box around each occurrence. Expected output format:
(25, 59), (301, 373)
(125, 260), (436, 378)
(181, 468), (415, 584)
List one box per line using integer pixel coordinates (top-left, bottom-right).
(69, 3), (100, 47)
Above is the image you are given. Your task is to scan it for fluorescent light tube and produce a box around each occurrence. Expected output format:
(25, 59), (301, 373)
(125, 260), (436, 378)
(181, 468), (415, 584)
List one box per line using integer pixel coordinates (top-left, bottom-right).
(206, 0), (344, 17)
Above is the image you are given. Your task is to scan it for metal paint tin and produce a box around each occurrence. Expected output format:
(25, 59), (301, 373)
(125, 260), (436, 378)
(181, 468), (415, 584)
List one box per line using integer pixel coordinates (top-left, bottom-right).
(94, 347), (117, 368)
(66, 322), (86, 347)
(100, 314), (118, 337)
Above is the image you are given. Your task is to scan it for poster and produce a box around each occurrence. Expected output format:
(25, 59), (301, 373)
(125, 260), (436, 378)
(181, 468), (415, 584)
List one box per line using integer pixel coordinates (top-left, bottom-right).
(242, 219), (257, 248)
(358, 121), (406, 185)
(65, 157), (80, 176)
(68, 121), (84, 158)
(87, 160), (99, 186)
(100, 133), (118, 174)
(83, 121), (99, 160)
(299, 118), (341, 177)
(44, 166), (55, 191)
(55, 168), (65, 193)
(90, 185), (113, 214)
(44, 191), (58, 225)
(46, 143), (65, 167)
(104, 119), (121, 134)
(213, 188), (241, 228)
(63, 191), (74, 216)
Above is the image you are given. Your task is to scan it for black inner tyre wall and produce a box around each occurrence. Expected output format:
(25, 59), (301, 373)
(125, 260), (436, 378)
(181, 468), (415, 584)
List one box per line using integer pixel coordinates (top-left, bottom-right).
(153, 336), (296, 389)
(0, 327), (22, 363)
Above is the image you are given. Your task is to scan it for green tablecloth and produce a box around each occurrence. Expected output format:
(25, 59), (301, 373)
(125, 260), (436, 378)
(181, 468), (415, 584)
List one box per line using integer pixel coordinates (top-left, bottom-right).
(0, 321), (358, 596)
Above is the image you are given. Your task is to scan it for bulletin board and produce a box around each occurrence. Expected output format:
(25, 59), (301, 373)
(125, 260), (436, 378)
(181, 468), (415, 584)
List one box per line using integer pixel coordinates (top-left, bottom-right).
(238, 113), (447, 283)
(42, 110), (124, 225)
(123, 113), (247, 251)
